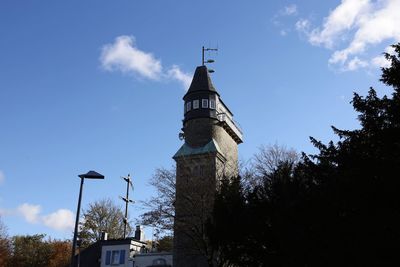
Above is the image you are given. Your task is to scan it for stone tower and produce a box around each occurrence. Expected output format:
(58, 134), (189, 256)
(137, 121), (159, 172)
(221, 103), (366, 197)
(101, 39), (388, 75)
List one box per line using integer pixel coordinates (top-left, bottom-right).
(173, 65), (243, 267)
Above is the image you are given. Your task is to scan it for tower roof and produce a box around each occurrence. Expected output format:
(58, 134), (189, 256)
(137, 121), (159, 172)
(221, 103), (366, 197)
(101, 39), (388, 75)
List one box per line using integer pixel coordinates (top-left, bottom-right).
(173, 139), (225, 159)
(184, 65), (219, 97)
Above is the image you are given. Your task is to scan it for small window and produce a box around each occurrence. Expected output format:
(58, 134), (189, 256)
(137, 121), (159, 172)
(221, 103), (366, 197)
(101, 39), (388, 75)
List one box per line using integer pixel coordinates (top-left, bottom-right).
(193, 99), (199, 109)
(210, 99), (216, 109)
(105, 251), (111, 265)
(202, 99), (208, 108)
(200, 165), (205, 176)
(106, 250), (125, 265)
(186, 102), (191, 112)
(111, 250), (120, 264)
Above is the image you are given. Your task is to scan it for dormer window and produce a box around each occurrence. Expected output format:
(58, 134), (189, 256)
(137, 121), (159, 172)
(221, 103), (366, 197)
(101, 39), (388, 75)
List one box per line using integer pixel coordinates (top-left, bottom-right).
(210, 99), (216, 109)
(193, 100), (199, 109)
(202, 99), (208, 108)
(186, 102), (191, 112)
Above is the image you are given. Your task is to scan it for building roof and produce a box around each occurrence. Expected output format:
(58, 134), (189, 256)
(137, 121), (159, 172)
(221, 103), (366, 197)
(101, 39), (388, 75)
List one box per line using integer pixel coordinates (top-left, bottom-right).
(100, 237), (147, 246)
(184, 65), (219, 97)
(173, 139), (225, 159)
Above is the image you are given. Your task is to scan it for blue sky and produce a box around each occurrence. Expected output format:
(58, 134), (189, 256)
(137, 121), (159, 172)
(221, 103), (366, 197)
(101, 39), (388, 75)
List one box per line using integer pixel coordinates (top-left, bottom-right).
(1, 0), (399, 240)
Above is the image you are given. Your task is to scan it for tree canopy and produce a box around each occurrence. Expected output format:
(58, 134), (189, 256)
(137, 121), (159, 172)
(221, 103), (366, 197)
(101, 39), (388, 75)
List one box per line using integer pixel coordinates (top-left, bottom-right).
(208, 43), (400, 266)
(139, 167), (175, 234)
(79, 198), (132, 247)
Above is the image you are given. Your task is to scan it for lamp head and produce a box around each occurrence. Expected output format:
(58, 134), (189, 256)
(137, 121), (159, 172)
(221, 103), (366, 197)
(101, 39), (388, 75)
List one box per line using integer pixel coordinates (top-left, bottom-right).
(78, 170), (104, 179)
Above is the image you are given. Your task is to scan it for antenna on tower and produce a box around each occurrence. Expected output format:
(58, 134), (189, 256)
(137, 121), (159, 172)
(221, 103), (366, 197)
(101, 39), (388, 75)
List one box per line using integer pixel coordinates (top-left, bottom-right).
(120, 173), (135, 239)
(202, 46), (218, 73)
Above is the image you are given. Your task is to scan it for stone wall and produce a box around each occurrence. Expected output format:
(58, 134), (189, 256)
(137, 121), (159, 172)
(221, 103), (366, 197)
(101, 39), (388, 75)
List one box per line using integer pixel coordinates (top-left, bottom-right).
(183, 117), (238, 177)
(174, 116), (239, 267)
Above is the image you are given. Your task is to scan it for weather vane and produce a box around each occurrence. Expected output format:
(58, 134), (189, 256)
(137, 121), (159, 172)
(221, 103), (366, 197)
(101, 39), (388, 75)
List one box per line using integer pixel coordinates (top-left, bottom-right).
(202, 46), (218, 73)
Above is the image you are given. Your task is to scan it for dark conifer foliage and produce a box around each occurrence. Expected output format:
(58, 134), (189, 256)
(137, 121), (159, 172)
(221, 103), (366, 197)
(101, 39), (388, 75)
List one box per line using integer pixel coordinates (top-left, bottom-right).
(209, 43), (400, 267)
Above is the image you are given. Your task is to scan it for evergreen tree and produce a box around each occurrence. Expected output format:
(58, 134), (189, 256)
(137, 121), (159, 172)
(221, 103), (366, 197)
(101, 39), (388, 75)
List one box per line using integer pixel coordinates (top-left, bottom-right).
(209, 43), (400, 266)
(300, 43), (400, 265)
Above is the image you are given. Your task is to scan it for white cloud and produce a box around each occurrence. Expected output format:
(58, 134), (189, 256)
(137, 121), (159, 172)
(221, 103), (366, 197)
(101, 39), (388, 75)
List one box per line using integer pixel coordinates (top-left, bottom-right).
(0, 170), (4, 185)
(308, 0), (371, 48)
(272, 4), (299, 36)
(167, 65), (192, 89)
(280, 30), (288, 36)
(100, 35), (192, 89)
(346, 57), (368, 71)
(371, 45), (396, 68)
(15, 203), (74, 231)
(297, 0), (400, 71)
(17, 203), (41, 223)
(42, 209), (74, 231)
(384, 45), (396, 55)
(295, 19), (311, 33)
(100, 35), (162, 80)
(371, 55), (390, 68)
(284, 4), (298, 16)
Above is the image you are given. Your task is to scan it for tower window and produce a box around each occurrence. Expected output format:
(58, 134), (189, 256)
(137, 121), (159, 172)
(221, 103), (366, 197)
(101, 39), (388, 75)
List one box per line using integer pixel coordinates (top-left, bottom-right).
(186, 102), (191, 112)
(193, 165), (205, 177)
(193, 100), (199, 109)
(210, 99), (216, 109)
(202, 99), (209, 108)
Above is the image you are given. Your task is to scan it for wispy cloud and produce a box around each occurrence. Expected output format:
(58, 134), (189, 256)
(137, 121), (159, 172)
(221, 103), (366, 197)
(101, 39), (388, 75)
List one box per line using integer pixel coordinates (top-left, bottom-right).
(283, 4), (298, 16)
(100, 36), (162, 80)
(42, 209), (74, 231)
(167, 65), (192, 89)
(308, 0), (370, 49)
(0, 170), (4, 185)
(2, 203), (75, 232)
(346, 57), (368, 71)
(18, 203), (41, 223)
(371, 46), (396, 68)
(100, 35), (192, 89)
(272, 4), (299, 37)
(295, 19), (311, 33)
(296, 0), (400, 71)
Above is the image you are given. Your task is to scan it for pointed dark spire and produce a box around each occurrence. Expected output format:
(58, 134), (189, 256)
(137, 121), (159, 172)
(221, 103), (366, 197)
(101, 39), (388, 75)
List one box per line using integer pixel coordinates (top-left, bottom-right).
(185, 66), (219, 97)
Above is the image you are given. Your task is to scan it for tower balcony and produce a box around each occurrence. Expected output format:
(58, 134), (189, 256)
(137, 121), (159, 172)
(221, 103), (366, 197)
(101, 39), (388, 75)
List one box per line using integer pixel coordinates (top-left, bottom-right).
(217, 113), (243, 144)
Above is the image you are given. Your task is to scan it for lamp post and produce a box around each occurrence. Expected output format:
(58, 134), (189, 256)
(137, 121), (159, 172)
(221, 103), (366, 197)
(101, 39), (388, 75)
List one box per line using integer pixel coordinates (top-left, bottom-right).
(70, 170), (104, 267)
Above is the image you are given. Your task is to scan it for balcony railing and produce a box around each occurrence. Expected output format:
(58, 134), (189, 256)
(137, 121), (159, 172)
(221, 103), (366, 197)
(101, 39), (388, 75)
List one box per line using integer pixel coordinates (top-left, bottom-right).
(217, 113), (243, 143)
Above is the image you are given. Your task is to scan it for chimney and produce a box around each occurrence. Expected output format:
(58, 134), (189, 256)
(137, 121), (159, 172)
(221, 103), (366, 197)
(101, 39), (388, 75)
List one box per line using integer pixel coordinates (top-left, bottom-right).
(101, 231), (108, 240)
(135, 225), (144, 241)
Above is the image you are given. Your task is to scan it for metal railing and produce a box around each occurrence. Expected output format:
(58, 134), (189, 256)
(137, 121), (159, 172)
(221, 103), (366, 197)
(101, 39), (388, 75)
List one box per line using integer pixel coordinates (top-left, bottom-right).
(217, 113), (243, 141)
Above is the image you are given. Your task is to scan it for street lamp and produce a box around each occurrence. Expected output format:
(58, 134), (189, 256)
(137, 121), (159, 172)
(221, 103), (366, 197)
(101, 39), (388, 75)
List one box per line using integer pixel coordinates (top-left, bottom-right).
(70, 170), (104, 267)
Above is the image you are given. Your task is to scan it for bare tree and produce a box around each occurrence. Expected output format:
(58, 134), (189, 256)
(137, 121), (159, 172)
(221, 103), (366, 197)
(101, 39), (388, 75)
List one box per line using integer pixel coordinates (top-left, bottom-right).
(242, 143), (299, 189)
(0, 216), (11, 267)
(79, 198), (132, 247)
(140, 144), (298, 266)
(253, 143), (299, 175)
(139, 167), (176, 235)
